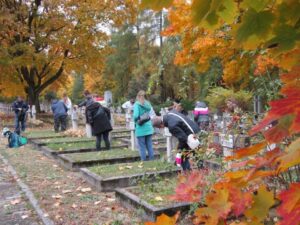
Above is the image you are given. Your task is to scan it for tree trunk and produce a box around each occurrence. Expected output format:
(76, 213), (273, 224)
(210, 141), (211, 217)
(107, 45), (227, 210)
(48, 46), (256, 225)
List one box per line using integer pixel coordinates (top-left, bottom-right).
(26, 87), (41, 113)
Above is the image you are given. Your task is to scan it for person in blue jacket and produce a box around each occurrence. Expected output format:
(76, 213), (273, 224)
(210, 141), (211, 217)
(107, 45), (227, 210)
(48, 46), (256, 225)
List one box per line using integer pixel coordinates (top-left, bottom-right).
(133, 90), (154, 161)
(12, 96), (29, 134)
(51, 99), (68, 132)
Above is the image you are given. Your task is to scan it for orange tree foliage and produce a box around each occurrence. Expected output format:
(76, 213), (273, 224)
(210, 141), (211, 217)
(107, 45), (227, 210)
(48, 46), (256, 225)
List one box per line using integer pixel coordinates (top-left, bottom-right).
(0, 0), (136, 109)
(150, 0), (299, 89)
(142, 0), (300, 224)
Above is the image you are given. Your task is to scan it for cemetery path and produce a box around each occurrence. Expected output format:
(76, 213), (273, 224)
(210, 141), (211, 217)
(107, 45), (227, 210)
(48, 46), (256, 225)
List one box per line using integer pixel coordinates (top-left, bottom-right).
(0, 138), (141, 225)
(0, 156), (42, 225)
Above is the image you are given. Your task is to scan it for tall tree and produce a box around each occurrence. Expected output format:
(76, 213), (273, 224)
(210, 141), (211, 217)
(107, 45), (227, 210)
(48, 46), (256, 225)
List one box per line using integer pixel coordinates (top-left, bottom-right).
(0, 0), (135, 111)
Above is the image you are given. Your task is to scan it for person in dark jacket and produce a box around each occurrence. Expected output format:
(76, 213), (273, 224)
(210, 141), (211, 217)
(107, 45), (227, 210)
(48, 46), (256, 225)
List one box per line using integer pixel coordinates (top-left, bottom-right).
(78, 90), (112, 150)
(12, 96), (29, 134)
(152, 111), (200, 170)
(51, 99), (68, 132)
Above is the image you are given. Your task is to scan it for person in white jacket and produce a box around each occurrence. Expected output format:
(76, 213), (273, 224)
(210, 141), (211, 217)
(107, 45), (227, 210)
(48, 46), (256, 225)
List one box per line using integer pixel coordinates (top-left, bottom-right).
(122, 98), (135, 113)
(63, 92), (72, 128)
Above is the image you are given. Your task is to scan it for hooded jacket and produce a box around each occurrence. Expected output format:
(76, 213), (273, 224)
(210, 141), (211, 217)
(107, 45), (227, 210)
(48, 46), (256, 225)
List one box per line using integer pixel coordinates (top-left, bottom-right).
(85, 101), (112, 135)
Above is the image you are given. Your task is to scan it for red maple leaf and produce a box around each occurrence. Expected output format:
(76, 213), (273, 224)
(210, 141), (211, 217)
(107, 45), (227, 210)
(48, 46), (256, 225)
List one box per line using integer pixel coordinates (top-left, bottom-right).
(169, 170), (208, 202)
(277, 183), (300, 225)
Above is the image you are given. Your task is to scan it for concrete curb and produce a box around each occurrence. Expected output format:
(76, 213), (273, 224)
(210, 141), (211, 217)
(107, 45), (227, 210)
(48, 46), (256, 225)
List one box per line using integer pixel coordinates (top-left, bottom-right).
(0, 154), (55, 225)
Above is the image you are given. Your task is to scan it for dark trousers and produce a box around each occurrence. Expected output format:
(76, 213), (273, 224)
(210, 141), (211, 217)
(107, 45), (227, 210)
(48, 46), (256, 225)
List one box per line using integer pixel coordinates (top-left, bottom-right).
(178, 142), (191, 171)
(96, 131), (110, 150)
(181, 156), (191, 171)
(54, 115), (67, 132)
(14, 114), (26, 134)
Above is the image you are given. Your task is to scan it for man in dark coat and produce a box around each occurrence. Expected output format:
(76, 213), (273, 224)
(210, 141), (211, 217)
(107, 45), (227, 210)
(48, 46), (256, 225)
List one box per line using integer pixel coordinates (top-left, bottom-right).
(152, 111), (200, 170)
(12, 96), (29, 134)
(51, 99), (68, 132)
(78, 90), (112, 150)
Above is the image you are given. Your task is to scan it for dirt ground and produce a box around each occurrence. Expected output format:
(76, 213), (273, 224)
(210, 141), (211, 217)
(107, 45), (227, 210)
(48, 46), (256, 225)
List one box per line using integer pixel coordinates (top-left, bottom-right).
(0, 136), (142, 225)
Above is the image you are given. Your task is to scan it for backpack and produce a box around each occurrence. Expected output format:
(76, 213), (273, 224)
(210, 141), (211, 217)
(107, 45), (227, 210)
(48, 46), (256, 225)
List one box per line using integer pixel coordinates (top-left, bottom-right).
(8, 132), (28, 148)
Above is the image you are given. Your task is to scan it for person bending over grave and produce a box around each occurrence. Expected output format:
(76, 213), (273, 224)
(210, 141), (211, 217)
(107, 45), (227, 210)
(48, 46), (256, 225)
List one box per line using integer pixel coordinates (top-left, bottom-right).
(51, 98), (68, 132)
(12, 96), (29, 134)
(152, 111), (200, 171)
(78, 90), (112, 150)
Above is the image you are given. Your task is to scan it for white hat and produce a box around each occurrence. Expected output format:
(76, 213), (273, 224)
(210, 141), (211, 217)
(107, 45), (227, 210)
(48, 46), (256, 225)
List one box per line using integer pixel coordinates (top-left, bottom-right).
(2, 127), (10, 137)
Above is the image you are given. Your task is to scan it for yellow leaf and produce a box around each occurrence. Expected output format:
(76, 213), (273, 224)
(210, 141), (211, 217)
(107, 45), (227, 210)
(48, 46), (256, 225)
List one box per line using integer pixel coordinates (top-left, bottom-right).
(276, 138), (300, 172)
(244, 185), (275, 224)
(194, 207), (219, 225)
(154, 196), (163, 201)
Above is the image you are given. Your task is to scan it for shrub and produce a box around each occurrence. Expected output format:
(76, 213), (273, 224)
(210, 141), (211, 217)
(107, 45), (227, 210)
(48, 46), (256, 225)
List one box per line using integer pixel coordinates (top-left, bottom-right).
(205, 87), (253, 112)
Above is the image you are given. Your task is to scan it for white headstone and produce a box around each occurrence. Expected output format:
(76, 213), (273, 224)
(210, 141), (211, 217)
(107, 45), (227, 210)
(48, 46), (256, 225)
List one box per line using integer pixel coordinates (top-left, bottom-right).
(104, 91), (112, 106)
(31, 105), (36, 120)
(86, 123), (92, 138)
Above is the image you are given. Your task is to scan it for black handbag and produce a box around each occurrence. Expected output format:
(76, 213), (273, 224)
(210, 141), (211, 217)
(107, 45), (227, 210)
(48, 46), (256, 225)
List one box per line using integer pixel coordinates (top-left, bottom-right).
(137, 112), (150, 125)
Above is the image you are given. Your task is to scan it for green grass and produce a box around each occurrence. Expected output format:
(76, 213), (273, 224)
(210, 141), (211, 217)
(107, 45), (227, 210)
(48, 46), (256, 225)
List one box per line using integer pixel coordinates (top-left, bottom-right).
(39, 136), (95, 143)
(89, 160), (177, 178)
(66, 149), (137, 162)
(24, 130), (63, 138)
(130, 176), (178, 207)
(47, 140), (122, 151)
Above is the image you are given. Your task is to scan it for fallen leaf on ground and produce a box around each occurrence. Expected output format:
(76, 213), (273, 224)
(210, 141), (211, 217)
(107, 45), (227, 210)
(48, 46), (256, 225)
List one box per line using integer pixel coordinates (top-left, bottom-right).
(21, 215), (29, 219)
(62, 190), (72, 194)
(44, 213), (49, 217)
(107, 198), (115, 202)
(77, 193), (82, 197)
(119, 166), (124, 170)
(125, 165), (133, 169)
(154, 196), (163, 201)
(138, 165), (143, 168)
(53, 202), (60, 207)
(10, 199), (21, 205)
(81, 187), (92, 193)
(94, 201), (101, 205)
(52, 194), (63, 199)
(53, 164), (58, 168)
(76, 186), (82, 191)
(55, 215), (61, 219)
(72, 204), (77, 208)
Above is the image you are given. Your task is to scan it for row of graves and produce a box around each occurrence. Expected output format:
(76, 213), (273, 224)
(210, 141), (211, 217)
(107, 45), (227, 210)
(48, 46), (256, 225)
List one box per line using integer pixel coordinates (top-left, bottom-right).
(23, 111), (258, 222)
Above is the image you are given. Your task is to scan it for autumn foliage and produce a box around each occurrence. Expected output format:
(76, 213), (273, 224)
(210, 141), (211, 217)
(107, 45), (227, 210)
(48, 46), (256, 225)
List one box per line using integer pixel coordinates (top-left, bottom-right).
(142, 0), (300, 224)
